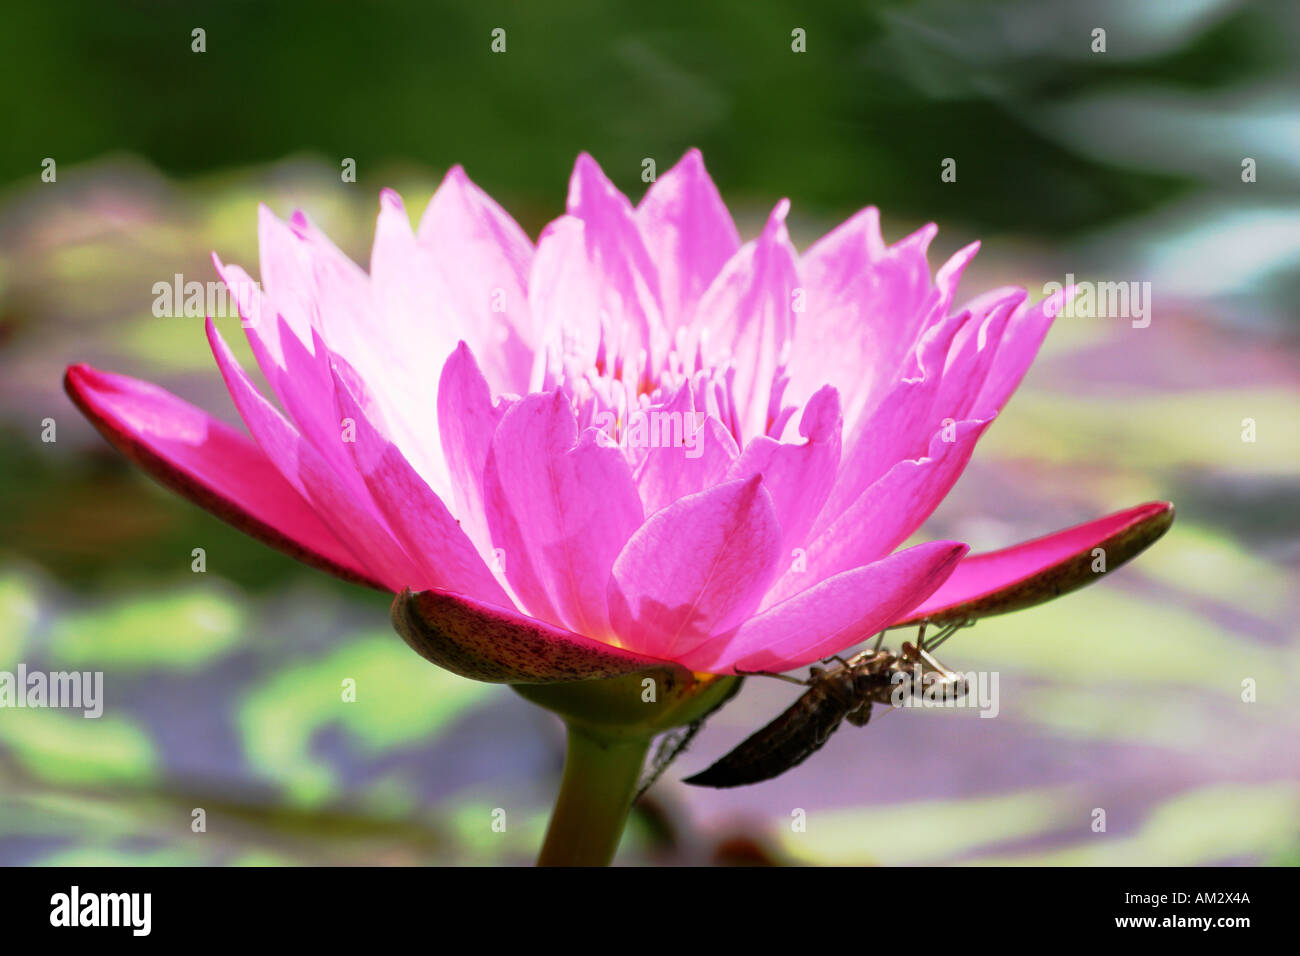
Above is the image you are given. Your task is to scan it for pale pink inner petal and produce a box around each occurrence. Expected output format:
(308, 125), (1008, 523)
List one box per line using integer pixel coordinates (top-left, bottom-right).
(417, 165), (537, 395)
(691, 201), (798, 440)
(529, 154), (666, 388)
(528, 216), (611, 382)
(227, 209), (450, 497)
(785, 215), (940, 435)
(636, 148), (741, 332)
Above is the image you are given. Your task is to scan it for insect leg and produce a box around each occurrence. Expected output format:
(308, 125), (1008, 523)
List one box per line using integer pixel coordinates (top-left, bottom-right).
(925, 619), (974, 653)
(818, 655), (853, 668)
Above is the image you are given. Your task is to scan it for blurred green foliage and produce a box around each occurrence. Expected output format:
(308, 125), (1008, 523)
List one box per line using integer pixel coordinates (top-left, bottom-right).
(3, 0), (1294, 236)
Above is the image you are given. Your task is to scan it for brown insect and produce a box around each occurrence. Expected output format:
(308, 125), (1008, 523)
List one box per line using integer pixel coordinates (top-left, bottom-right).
(683, 621), (972, 788)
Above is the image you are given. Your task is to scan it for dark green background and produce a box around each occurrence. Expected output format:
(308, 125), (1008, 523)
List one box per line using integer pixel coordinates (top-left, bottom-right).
(6, 0), (1288, 232)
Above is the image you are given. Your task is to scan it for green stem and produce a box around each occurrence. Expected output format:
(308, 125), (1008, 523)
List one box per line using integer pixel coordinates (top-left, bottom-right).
(536, 723), (650, 867)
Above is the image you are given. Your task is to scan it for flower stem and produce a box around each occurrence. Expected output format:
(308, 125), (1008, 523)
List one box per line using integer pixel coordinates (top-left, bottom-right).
(536, 722), (650, 867)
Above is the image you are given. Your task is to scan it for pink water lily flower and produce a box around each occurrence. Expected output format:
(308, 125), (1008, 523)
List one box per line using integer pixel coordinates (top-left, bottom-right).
(65, 151), (1171, 682)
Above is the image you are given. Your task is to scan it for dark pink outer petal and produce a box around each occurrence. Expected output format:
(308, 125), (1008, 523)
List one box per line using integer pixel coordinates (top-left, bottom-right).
(895, 501), (1175, 625)
(205, 318), (422, 591)
(64, 364), (382, 589)
(391, 587), (678, 683)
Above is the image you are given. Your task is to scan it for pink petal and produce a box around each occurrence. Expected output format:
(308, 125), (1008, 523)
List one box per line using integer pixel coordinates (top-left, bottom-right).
(233, 209), (448, 495)
(391, 588), (678, 683)
(331, 364), (514, 607)
(529, 154), (665, 377)
(896, 502), (1175, 625)
(416, 165), (536, 394)
(817, 308), (968, 535)
(692, 201), (798, 439)
(767, 417), (992, 605)
(483, 391), (644, 637)
(932, 289), (1021, 422)
(205, 318), (422, 591)
(255, 205), (319, 347)
(690, 540), (969, 673)
(607, 476), (783, 660)
(437, 342), (514, 560)
(215, 255), (370, 493)
(785, 214), (940, 433)
(527, 216), (606, 376)
(367, 190), (461, 485)
(974, 285), (1075, 416)
(266, 315), (361, 478)
(632, 380), (739, 516)
(217, 254), (452, 519)
(64, 363), (378, 589)
(932, 240), (981, 316)
(726, 385), (842, 554)
(636, 148), (741, 332)
(370, 189), (455, 356)
(265, 211), (376, 367)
